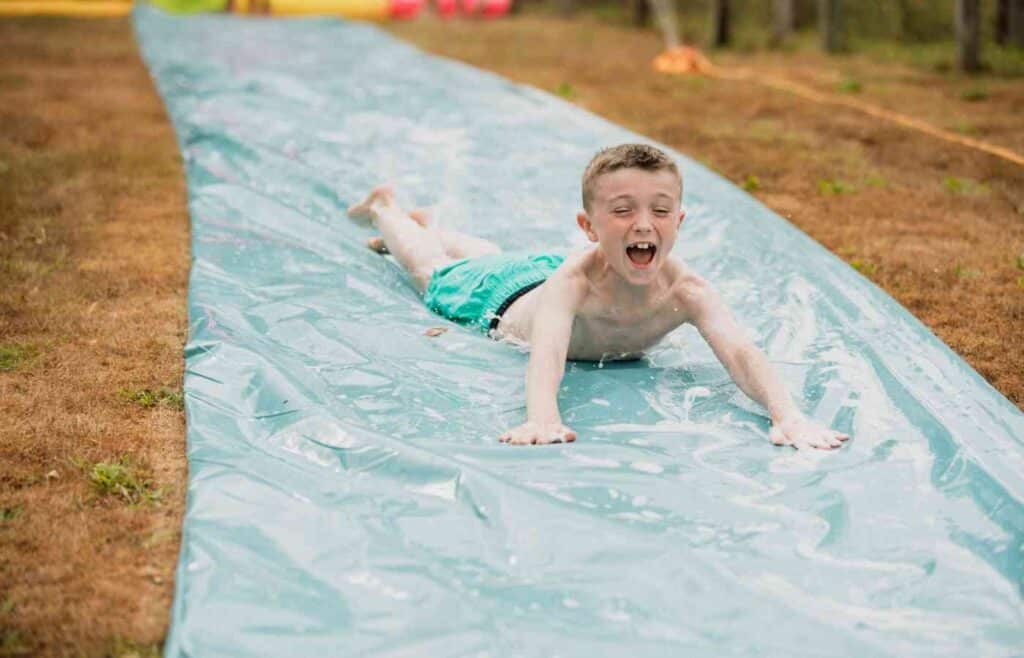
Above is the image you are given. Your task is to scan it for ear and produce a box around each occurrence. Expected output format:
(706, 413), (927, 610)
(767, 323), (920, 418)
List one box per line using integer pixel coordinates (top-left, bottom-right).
(577, 211), (598, 243)
(677, 207), (686, 228)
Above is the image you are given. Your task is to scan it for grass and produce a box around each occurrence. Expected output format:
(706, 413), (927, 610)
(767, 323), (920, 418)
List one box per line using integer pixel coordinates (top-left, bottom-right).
(837, 78), (862, 94)
(740, 174), (760, 191)
(75, 456), (164, 507)
(0, 506), (22, 523)
(953, 262), (983, 279)
(0, 630), (31, 657)
(118, 387), (184, 410)
(555, 81), (577, 99)
(0, 344), (34, 373)
(105, 637), (162, 658)
(865, 174), (888, 188)
(943, 176), (989, 195)
(850, 258), (878, 275)
(960, 86), (989, 102)
(818, 178), (854, 195)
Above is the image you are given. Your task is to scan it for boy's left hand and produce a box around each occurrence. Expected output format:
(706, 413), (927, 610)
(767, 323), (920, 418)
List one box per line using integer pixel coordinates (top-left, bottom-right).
(769, 415), (849, 450)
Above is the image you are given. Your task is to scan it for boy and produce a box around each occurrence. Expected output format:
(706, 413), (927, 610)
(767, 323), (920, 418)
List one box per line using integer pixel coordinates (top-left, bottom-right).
(347, 143), (849, 450)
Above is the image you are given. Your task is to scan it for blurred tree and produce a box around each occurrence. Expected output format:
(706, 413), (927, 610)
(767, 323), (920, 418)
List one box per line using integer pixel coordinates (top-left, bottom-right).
(710, 0), (731, 46)
(819, 0), (843, 51)
(794, 0), (815, 29)
(956, 0), (981, 71)
(1009, 0), (1024, 46)
(772, 0), (795, 45)
(996, 0), (1008, 43)
(630, 0), (649, 27)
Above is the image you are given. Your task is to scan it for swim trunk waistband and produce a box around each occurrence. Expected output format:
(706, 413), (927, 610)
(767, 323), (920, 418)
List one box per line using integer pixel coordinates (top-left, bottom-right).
(422, 252), (565, 335)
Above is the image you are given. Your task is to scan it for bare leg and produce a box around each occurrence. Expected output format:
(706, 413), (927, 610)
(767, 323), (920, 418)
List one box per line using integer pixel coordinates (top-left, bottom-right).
(347, 186), (452, 292)
(366, 207), (501, 260)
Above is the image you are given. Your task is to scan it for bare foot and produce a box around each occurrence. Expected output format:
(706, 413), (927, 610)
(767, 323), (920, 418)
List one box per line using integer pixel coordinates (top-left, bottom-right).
(347, 184), (395, 226)
(364, 207), (432, 255)
(366, 237), (389, 254)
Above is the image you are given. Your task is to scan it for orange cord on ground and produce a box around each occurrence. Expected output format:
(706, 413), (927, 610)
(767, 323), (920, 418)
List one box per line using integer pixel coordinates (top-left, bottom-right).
(653, 46), (1024, 168)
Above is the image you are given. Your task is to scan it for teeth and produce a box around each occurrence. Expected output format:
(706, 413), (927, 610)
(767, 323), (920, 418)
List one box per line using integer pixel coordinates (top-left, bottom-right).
(630, 242), (654, 249)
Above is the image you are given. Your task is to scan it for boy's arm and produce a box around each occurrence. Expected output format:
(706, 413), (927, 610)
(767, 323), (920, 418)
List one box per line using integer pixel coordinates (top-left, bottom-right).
(498, 270), (584, 446)
(677, 275), (849, 450)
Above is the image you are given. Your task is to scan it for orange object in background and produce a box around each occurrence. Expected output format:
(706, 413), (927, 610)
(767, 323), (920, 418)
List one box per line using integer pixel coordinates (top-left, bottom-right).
(652, 46), (714, 75)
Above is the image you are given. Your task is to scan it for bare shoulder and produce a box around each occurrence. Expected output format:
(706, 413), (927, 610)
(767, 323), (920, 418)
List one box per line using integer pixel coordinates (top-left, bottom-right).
(544, 251), (592, 300)
(668, 261), (718, 318)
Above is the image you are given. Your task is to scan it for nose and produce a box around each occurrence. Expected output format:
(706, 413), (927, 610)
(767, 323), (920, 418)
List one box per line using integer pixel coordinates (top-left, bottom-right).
(633, 211), (654, 232)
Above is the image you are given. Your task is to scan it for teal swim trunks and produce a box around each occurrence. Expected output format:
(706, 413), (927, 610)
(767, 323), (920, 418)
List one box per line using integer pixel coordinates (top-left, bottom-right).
(423, 252), (565, 335)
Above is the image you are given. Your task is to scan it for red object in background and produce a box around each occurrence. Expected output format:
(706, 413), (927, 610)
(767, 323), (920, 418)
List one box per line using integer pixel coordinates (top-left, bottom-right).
(435, 0), (457, 17)
(459, 0), (478, 13)
(389, 0), (422, 18)
(480, 0), (510, 16)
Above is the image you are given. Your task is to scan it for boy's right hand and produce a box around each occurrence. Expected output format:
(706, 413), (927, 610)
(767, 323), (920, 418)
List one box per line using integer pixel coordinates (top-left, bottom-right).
(499, 421), (577, 446)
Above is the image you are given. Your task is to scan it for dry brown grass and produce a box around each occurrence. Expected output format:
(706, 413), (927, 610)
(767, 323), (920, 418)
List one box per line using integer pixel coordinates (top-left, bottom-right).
(390, 14), (1024, 408)
(0, 10), (1022, 658)
(0, 16), (187, 658)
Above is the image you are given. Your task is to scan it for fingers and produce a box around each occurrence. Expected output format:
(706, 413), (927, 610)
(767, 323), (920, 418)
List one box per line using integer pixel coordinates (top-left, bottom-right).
(768, 425), (788, 446)
(772, 423), (851, 451)
(498, 424), (577, 446)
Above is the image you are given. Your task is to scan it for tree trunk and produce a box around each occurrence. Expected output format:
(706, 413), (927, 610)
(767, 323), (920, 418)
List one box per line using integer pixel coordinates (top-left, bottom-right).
(772, 0), (795, 45)
(710, 0), (731, 47)
(630, 0), (650, 27)
(794, 0), (814, 29)
(956, 0), (981, 73)
(1009, 0), (1024, 47)
(818, 0), (843, 52)
(557, 0), (574, 16)
(996, 0), (1009, 44)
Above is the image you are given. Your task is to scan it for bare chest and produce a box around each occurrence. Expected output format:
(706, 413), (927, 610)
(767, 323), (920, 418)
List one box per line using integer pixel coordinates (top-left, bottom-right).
(566, 304), (682, 361)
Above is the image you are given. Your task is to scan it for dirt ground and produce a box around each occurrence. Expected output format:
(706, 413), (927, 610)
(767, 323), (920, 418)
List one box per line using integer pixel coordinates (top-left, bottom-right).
(0, 9), (1022, 658)
(0, 16), (187, 658)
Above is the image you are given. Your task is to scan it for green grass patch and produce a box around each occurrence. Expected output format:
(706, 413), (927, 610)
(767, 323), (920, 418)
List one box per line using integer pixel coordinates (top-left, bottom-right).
(0, 629), (31, 657)
(118, 387), (184, 411)
(865, 174), (888, 188)
(141, 528), (176, 550)
(943, 176), (988, 195)
(1015, 252), (1024, 271)
(850, 258), (877, 275)
(818, 179), (854, 195)
(953, 262), (982, 279)
(0, 344), (35, 373)
(555, 81), (577, 100)
(0, 506), (23, 524)
(741, 174), (761, 191)
(959, 86), (989, 102)
(75, 456), (163, 507)
(106, 637), (162, 658)
(1018, 276), (1024, 289)
(837, 78), (862, 94)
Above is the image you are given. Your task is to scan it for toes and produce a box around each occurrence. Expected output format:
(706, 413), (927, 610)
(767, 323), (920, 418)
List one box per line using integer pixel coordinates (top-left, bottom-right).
(366, 237), (389, 254)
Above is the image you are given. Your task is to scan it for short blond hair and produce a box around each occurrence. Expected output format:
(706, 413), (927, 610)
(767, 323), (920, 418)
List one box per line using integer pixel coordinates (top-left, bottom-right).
(581, 143), (682, 211)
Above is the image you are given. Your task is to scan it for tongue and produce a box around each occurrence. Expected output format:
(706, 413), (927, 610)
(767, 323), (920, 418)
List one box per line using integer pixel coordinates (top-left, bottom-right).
(627, 246), (655, 266)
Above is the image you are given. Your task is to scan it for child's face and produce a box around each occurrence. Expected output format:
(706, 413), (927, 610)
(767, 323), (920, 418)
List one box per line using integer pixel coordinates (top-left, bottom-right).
(577, 168), (685, 286)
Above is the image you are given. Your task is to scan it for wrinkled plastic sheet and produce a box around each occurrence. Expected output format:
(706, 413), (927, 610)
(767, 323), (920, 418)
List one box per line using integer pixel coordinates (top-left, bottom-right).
(134, 5), (1024, 656)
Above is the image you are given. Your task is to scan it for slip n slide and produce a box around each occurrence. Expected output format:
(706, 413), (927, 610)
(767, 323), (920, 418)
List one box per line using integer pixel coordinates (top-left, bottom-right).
(134, 5), (1024, 656)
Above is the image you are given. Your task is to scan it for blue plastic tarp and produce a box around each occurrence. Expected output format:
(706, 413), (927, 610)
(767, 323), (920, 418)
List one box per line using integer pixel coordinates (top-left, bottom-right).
(133, 5), (1024, 656)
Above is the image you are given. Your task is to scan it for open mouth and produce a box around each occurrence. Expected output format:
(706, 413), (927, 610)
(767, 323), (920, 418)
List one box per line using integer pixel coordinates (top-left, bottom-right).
(626, 241), (657, 267)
